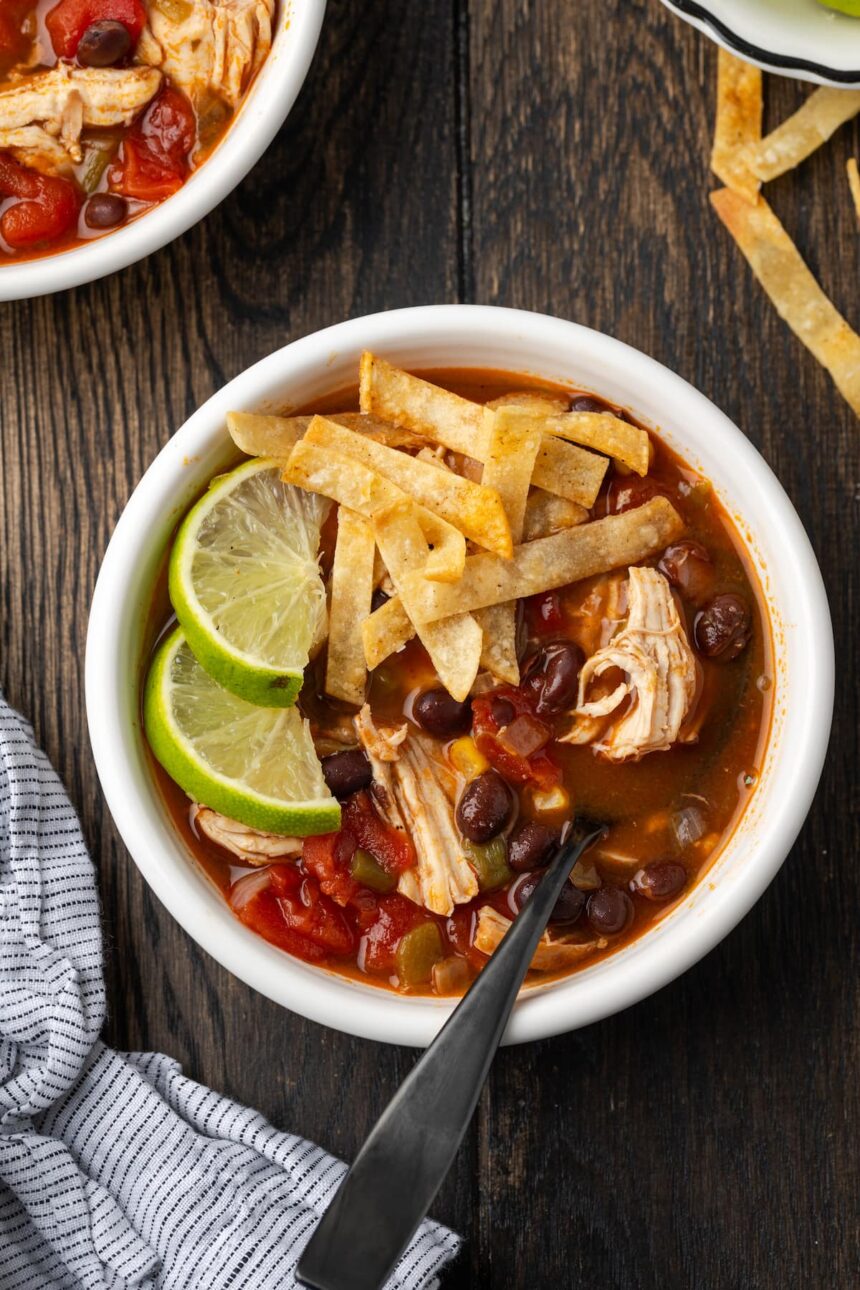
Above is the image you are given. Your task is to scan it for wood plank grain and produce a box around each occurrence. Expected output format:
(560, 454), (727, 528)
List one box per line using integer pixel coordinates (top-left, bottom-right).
(467, 1), (858, 1285)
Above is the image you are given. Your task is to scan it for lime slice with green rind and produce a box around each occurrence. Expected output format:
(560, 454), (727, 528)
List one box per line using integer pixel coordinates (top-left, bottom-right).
(169, 458), (329, 708)
(818, 0), (860, 13)
(144, 627), (340, 836)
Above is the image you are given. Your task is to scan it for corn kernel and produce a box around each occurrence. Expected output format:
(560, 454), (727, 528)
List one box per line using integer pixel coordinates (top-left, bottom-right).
(531, 785), (570, 816)
(449, 736), (490, 780)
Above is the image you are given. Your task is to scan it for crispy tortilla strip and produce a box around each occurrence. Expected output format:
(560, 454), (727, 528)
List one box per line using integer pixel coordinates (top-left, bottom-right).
(523, 490), (588, 541)
(487, 390), (570, 414)
(475, 407), (541, 684)
(474, 603), (520, 686)
(531, 435), (606, 506)
(360, 350), (484, 453)
(482, 407), (542, 545)
(474, 906), (608, 971)
(514, 409), (649, 476)
(373, 501), (482, 701)
(710, 49), (762, 204)
(325, 508), (375, 706)
(284, 439), (401, 510)
(848, 158), (860, 221)
(417, 508), (467, 583)
(711, 187), (860, 416)
(283, 440), (465, 582)
(303, 415), (511, 557)
(746, 87), (860, 183)
(360, 351), (607, 506)
(362, 595), (414, 669)
(228, 410), (421, 458)
(398, 497), (684, 625)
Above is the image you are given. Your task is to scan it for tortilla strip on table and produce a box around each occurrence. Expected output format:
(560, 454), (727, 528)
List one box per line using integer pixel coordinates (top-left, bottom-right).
(746, 87), (860, 184)
(373, 501), (483, 702)
(710, 49), (762, 204)
(302, 415), (512, 557)
(397, 497), (685, 625)
(325, 508), (375, 706)
(848, 158), (860, 222)
(227, 410), (422, 458)
(359, 351), (608, 507)
(711, 187), (860, 416)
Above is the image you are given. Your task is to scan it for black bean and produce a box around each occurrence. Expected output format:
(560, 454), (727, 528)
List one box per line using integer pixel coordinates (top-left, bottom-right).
(570, 394), (610, 414)
(658, 540), (713, 604)
(694, 594), (752, 661)
(509, 872), (585, 923)
(631, 862), (687, 902)
(586, 886), (633, 934)
(321, 749), (372, 799)
(412, 688), (472, 738)
(523, 641), (583, 716)
(370, 587), (389, 613)
(84, 193), (127, 230)
(606, 476), (664, 515)
(456, 771), (513, 842)
(508, 820), (556, 872)
(550, 881), (587, 924)
(77, 19), (131, 66)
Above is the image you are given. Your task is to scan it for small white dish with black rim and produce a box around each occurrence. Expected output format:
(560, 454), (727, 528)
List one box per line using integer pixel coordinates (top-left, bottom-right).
(661, 0), (860, 87)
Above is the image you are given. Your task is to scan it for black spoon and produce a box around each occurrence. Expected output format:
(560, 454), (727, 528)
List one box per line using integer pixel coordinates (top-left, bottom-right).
(296, 822), (607, 1290)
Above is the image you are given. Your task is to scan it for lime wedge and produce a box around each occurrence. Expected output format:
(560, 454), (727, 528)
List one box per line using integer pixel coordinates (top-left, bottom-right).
(818, 0), (860, 13)
(144, 627), (341, 836)
(169, 458), (329, 707)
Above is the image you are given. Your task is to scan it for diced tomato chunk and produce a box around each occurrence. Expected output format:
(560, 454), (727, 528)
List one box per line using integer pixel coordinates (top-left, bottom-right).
(0, 152), (80, 249)
(359, 893), (428, 976)
(471, 688), (562, 790)
(109, 86), (196, 202)
(45, 0), (145, 58)
(229, 869), (328, 964)
(301, 830), (358, 908)
(271, 868), (356, 957)
(343, 792), (415, 875)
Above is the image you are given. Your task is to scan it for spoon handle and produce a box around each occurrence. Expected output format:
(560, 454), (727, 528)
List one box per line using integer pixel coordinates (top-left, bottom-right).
(295, 827), (604, 1290)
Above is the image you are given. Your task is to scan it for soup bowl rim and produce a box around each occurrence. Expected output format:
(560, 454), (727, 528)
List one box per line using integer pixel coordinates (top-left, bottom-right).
(85, 303), (834, 1047)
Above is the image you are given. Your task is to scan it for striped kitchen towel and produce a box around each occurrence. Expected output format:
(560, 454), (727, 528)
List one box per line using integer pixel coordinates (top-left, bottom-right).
(0, 696), (461, 1289)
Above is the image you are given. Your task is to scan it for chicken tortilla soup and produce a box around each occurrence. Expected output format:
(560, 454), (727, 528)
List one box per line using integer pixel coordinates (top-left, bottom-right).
(143, 356), (772, 997)
(0, 0), (274, 257)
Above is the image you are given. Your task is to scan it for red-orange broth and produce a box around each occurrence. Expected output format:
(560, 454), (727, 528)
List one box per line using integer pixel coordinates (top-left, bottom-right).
(144, 370), (773, 996)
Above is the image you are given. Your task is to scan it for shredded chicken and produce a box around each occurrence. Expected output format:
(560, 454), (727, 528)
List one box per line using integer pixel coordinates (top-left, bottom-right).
(138, 0), (274, 110)
(562, 566), (697, 761)
(354, 704), (478, 916)
(192, 805), (302, 865)
(0, 65), (161, 166)
(474, 906), (608, 971)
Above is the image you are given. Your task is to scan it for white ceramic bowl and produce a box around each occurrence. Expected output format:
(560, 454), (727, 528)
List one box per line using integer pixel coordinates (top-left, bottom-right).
(661, 0), (860, 86)
(0, 0), (326, 302)
(86, 305), (834, 1047)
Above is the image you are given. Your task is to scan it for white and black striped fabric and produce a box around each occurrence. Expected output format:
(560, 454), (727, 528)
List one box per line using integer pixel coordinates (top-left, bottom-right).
(0, 697), (461, 1289)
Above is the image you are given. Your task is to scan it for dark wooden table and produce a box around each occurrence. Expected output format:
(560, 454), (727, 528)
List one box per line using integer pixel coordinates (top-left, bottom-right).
(2, 1), (857, 1284)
